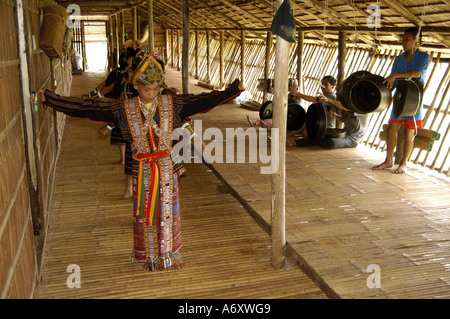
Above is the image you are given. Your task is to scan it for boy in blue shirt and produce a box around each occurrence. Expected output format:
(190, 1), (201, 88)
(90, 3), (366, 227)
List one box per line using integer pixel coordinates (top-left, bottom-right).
(372, 27), (430, 174)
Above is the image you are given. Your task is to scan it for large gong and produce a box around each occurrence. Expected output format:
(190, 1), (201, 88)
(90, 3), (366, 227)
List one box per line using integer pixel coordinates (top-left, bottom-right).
(393, 78), (423, 118)
(258, 99), (306, 131)
(305, 103), (327, 143)
(286, 99), (306, 131)
(259, 100), (273, 119)
(338, 71), (392, 114)
(350, 74), (392, 113)
(337, 71), (371, 112)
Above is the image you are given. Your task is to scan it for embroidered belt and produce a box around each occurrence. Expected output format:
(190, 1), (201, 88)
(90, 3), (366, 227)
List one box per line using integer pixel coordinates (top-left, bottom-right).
(134, 149), (171, 226)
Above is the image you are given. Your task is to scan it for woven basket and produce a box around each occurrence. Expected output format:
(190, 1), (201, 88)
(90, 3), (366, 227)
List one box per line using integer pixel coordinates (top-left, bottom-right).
(39, 5), (70, 59)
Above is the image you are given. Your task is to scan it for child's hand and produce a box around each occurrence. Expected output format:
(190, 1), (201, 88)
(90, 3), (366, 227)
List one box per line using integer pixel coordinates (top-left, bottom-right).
(97, 125), (110, 136)
(39, 90), (46, 102)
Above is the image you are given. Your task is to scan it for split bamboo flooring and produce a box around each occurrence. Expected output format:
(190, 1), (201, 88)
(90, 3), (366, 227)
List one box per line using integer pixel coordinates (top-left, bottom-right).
(36, 67), (450, 299)
(35, 71), (326, 299)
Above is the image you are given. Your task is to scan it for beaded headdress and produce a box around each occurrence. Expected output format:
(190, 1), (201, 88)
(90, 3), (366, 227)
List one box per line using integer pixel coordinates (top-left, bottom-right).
(131, 55), (165, 86)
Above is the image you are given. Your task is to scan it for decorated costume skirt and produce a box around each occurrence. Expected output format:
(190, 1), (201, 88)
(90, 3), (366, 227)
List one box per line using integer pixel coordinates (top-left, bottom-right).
(132, 173), (182, 270)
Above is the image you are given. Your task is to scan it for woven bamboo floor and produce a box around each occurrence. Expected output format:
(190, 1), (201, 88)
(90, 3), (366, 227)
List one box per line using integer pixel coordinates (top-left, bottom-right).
(163, 67), (450, 299)
(35, 71), (326, 299)
(36, 67), (450, 299)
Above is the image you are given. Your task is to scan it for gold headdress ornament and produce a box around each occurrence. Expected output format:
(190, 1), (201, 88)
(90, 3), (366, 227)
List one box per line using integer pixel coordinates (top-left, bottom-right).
(131, 55), (165, 86)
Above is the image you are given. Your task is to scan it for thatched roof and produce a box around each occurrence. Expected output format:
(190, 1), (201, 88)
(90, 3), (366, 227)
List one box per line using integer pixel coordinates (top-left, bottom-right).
(56, 0), (450, 53)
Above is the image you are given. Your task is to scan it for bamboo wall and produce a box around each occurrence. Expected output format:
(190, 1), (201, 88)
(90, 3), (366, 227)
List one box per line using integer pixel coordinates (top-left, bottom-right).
(0, 0), (72, 298)
(166, 30), (450, 177)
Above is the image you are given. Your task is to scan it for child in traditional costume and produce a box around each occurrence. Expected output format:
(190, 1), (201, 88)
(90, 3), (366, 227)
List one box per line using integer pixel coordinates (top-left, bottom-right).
(41, 55), (243, 270)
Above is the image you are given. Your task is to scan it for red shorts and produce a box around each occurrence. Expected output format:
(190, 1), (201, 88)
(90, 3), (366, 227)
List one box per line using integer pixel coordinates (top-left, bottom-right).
(389, 119), (423, 130)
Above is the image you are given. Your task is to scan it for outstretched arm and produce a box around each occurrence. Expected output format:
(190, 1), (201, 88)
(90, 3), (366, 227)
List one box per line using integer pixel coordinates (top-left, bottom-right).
(176, 79), (244, 121)
(41, 90), (119, 124)
(318, 93), (351, 112)
(289, 87), (318, 103)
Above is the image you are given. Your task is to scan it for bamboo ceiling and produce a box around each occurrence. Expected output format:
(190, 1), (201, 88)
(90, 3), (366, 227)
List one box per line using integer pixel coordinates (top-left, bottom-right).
(55, 0), (450, 53)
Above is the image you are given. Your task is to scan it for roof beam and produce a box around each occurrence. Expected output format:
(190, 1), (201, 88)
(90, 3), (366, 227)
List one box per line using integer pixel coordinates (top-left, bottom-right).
(379, 0), (450, 49)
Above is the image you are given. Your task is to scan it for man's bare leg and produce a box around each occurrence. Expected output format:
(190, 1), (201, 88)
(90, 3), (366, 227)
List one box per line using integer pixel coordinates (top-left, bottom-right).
(395, 127), (415, 174)
(372, 122), (401, 170)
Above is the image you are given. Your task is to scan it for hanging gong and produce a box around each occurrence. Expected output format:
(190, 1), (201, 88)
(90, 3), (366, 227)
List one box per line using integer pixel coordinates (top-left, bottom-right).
(337, 70), (372, 112)
(287, 99), (306, 131)
(393, 78), (423, 118)
(350, 74), (392, 113)
(259, 100), (273, 119)
(306, 103), (327, 144)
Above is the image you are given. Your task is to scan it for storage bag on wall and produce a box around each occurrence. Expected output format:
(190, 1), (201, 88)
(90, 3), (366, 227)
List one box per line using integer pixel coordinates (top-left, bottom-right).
(39, 5), (70, 59)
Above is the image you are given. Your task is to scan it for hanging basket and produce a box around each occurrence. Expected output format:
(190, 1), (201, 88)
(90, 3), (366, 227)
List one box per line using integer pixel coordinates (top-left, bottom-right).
(39, 5), (70, 59)
(393, 79), (423, 118)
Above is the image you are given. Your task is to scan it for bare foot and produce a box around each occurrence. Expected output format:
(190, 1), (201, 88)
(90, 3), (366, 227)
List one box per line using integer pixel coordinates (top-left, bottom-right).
(394, 164), (407, 174)
(174, 259), (186, 269)
(286, 138), (297, 147)
(246, 114), (257, 127)
(123, 181), (133, 199)
(372, 161), (393, 170)
(123, 189), (133, 199)
(260, 120), (271, 131)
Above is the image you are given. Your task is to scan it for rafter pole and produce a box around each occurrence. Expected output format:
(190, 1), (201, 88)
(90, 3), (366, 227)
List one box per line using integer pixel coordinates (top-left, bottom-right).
(379, 0), (450, 49)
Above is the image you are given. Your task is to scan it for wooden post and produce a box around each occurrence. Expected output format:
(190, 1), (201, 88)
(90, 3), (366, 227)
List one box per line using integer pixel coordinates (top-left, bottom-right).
(115, 14), (119, 66)
(181, 0), (190, 94)
(195, 30), (199, 79)
(148, 0), (154, 51)
(337, 30), (347, 128)
(271, 0), (291, 270)
(337, 30), (347, 90)
(121, 11), (125, 44)
(177, 30), (181, 71)
(133, 7), (137, 41)
(170, 29), (174, 67)
(81, 22), (87, 71)
(241, 29), (246, 87)
(220, 30), (224, 87)
(297, 30), (304, 92)
(206, 31), (211, 83)
(263, 31), (271, 103)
